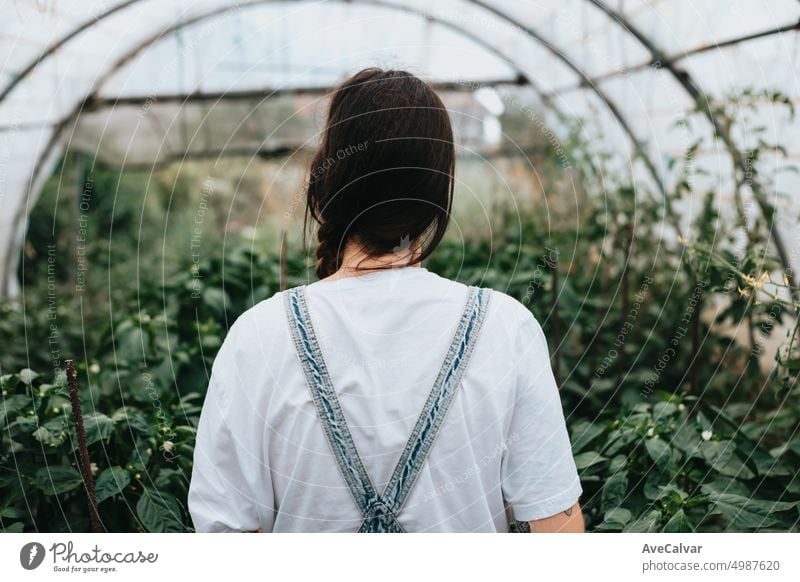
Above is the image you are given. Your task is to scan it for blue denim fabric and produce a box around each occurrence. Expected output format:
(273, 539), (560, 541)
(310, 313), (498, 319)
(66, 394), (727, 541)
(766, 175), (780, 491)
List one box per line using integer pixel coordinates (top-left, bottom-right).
(284, 285), (491, 532)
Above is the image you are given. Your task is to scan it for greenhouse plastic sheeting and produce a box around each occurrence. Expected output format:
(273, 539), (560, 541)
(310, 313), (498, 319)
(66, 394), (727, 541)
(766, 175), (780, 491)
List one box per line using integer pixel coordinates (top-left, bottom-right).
(1, 0), (799, 295)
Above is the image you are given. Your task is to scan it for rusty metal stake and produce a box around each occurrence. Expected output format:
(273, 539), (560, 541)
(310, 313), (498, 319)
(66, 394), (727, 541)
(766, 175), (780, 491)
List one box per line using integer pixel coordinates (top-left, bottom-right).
(65, 360), (103, 533)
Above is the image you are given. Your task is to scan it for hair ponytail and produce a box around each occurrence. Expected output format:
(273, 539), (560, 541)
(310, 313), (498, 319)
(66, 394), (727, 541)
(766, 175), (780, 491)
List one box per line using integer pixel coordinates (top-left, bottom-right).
(314, 221), (347, 279)
(305, 68), (455, 280)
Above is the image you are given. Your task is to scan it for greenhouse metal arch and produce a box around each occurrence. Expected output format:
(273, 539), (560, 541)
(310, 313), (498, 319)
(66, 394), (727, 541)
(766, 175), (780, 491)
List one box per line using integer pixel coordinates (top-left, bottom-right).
(1, 0), (799, 296)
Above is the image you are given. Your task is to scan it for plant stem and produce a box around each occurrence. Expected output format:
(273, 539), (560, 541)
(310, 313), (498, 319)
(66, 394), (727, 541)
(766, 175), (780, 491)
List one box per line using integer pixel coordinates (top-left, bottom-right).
(279, 229), (288, 291)
(690, 271), (702, 394)
(617, 225), (633, 396)
(551, 254), (561, 388)
(66, 360), (103, 533)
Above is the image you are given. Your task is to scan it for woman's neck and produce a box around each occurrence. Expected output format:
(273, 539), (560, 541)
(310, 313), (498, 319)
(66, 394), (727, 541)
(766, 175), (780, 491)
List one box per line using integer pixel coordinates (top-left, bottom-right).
(324, 239), (422, 282)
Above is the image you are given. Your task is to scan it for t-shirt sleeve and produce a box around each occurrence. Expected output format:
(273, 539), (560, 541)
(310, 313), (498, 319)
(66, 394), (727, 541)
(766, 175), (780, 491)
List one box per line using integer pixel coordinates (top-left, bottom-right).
(187, 320), (269, 532)
(500, 312), (583, 522)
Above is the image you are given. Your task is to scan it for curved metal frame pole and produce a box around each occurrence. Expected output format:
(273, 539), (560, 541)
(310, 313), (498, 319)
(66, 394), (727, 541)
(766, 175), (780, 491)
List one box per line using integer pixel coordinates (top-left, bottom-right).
(2, 0), (682, 291)
(588, 0), (798, 290)
(4, 0), (668, 196)
(1, 0), (568, 291)
(464, 0), (671, 205)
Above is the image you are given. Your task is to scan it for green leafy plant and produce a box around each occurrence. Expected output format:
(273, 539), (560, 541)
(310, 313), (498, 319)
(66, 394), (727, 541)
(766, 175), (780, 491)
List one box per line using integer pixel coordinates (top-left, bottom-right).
(2, 88), (798, 533)
(572, 392), (798, 532)
(0, 367), (198, 532)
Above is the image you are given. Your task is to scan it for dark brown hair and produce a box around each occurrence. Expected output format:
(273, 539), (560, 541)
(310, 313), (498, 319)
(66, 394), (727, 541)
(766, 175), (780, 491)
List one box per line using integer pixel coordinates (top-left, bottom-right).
(305, 68), (455, 279)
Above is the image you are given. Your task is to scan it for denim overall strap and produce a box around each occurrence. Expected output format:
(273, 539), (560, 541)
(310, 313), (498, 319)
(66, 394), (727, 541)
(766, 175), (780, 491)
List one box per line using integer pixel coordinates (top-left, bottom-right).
(284, 284), (491, 532)
(379, 286), (491, 518)
(283, 286), (381, 519)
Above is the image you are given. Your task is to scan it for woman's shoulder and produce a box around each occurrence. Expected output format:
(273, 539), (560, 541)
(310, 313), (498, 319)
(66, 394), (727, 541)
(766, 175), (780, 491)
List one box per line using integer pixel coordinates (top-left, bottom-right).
(417, 272), (540, 339)
(226, 279), (537, 344)
(232, 289), (289, 325)
(477, 286), (538, 333)
(217, 290), (293, 359)
(404, 268), (538, 330)
(483, 286), (532, 316)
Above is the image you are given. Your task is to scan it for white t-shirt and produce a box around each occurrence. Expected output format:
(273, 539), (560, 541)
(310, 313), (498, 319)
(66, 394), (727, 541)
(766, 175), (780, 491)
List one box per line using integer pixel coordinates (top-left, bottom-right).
(188, 265), (582, 532)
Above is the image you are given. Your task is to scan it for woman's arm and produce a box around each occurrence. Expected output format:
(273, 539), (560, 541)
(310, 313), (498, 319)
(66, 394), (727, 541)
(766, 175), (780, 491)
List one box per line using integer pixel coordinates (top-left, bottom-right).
(529, 501), (585, 533)
(502, 312), (585, 534)
(188, 319), (271, 533)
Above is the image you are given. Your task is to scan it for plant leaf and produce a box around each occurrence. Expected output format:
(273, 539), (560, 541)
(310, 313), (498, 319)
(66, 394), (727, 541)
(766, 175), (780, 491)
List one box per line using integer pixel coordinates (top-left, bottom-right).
(701, 440), (754, 478)
(136, 487), (183, 532)
(95, 466), (131, 503)
(34, 466), (83, 496)
(0, 507), (27, 519)
(703, 490), (797, 530)
(662, 509), (694, 532)
(79, 413), (114, 447)
(598, 507), (632, 531)
(570, 421), (606, 453)
(623, 510), (661, 532)
(645, 437), (675, 471)
(573, 451), (606, 471)
(602, 470), (628, 511)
